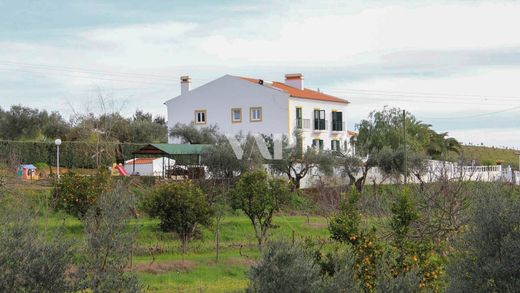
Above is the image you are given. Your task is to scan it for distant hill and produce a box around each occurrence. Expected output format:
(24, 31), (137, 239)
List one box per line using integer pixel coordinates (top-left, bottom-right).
(451, 145), (520, 169)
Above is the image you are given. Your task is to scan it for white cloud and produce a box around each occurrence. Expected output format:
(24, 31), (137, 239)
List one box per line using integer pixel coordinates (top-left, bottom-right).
(450, 128), (520, 149)
(1, 1), (520, 148)
(80, 21), (197, 45)
(201, 2), (520, 63)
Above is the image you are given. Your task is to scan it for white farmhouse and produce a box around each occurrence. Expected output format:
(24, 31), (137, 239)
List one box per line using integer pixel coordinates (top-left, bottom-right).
(165, 74), (353, 152)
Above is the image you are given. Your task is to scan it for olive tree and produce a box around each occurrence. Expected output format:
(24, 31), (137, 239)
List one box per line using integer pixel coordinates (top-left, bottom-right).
(0, 199), (75, 293)
(169, 122), (220, 144)
(447, 184), (520, 292)
(270, 136), (335, 190)
(76, 182), (143, 293)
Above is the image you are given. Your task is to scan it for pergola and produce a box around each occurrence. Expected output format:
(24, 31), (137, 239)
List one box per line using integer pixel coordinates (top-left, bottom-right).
(130, 144), (212, 178)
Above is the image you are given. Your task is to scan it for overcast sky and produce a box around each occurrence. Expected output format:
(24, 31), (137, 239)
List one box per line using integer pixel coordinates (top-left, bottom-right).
(1, 0), (519, 148)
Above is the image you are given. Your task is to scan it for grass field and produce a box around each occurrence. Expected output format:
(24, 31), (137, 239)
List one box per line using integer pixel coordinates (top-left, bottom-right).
(46, 210), (330, 292)
(6, 178), (334, 293)
(453, 145), (520, 169)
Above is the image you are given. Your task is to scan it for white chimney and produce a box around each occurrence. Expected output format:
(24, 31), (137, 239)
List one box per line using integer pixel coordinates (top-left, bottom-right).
(284, 73), (304, 90)
(180, 75), (191, 95)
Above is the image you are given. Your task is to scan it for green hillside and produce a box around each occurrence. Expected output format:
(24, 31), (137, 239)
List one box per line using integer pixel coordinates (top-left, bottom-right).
(454, 145), (520, 169)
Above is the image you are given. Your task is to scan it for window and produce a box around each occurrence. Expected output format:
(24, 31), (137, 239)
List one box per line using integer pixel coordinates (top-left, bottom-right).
(250, 107), (262, 122)
(313, 109), (326, 130)
(231, 108), (242, 123)
(296, 107), (302, 129)
(332, 111), (343, 131)
(312, 139), (324, 150)
(194, 110), (206, 124)
(331, 140), (340, 151)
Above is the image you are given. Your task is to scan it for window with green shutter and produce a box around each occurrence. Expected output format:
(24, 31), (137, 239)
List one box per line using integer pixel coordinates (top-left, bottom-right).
(314, 109), (326, 130)
(332, 111), (343, 131)
(296, 107), (302, 129)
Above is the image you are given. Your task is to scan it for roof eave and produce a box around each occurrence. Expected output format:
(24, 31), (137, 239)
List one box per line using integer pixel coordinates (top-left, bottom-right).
(289, 95), (350, 104)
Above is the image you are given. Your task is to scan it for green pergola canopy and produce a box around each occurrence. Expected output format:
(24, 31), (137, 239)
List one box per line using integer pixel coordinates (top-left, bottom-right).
(132, 144), (213, 155)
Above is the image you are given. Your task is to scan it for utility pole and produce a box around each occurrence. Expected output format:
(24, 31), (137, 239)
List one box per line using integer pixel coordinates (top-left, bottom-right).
(403, 110), (407, 184)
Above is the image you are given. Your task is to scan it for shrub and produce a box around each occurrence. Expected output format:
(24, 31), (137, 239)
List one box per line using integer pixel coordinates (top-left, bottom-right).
(328, 188), (361, 245)
(447, 184), (520, 292)
(0, 197), (75, 292)
(33, 161), (49, 170)
(76, 182), (143, 292)
(248, 241), (323, 293)
(318, 248), (362, 293)
(52, 169), (112, 218)
(389, 188), (418, 271)
(146, 181), (213, 253)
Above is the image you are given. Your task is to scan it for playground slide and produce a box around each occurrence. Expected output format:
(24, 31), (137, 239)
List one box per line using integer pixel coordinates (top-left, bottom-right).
(115, 164), (129, 176)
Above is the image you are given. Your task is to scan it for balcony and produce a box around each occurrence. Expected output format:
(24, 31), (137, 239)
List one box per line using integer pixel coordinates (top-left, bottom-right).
(331, 121), (345, 132)
(295, 119), (311, 130)
(313, 119), (328, 131)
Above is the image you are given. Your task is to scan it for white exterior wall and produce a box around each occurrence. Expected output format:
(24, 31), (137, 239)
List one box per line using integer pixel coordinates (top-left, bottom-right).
(152, 157), (175, 176)
(124, 158), (175, 176)
(166, 75), (289, 143)
(124, 163), (153, 176)
(288, 97), (350, 151)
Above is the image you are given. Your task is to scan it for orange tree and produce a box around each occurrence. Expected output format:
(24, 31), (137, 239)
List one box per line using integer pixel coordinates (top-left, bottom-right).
(146, 181), (213, 254)
(228, 171), (291, 247)
(52, 169), (111, 218)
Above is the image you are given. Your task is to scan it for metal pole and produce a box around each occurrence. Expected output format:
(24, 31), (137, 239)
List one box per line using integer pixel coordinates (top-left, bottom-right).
(56, 144), (60, 179)
(403, 110), (407, 185)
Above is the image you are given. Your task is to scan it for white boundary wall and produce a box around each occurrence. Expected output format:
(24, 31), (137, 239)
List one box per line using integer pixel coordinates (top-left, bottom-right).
(299, 160), (517, 189)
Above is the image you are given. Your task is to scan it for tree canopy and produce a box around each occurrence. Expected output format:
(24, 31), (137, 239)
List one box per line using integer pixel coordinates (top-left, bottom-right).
(0, 105), (167, 143)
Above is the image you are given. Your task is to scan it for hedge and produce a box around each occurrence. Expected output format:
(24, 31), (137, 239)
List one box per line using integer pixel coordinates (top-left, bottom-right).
(0, 141), (146, 169)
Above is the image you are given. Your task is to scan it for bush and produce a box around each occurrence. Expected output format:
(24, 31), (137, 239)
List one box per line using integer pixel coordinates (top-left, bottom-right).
(76, 182), (143, 292)
(248, 241), (323, 293)
(0, 198), (75, 292)
(328, 188), (361, 245)
(52, 169), (112, 218)
(249, 240), (433, 293)
(33, 161), (49, 170)
(146, 181), (213, 253)
(447, 184), (520, 292)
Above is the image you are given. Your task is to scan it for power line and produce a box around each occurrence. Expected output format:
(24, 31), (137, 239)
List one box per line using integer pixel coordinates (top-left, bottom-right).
(0, 61), (177, 81)
(323, 87), (520, 101)
(420, 105), (520, 120)
(0, 67), (176, 86)
(341, 94), (515, 106)
(326, 90), (520, 103)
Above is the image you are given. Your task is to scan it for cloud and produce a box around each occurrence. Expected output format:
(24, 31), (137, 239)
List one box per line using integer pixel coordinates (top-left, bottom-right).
(200, 2), (520, 63)
(1, 1), (520, 148)
(449, 128), (520, 149)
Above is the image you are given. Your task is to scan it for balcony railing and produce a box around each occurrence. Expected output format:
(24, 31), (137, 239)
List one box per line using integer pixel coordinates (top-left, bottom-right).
(295, 119), (311, 130)
(331, 121), (345, 131)
(313, 119), (328, 131)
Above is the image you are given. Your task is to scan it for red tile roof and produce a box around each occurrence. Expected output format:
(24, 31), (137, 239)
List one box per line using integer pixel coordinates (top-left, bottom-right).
(125, 158), (155, 165)
(240, 77), (349, 104)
